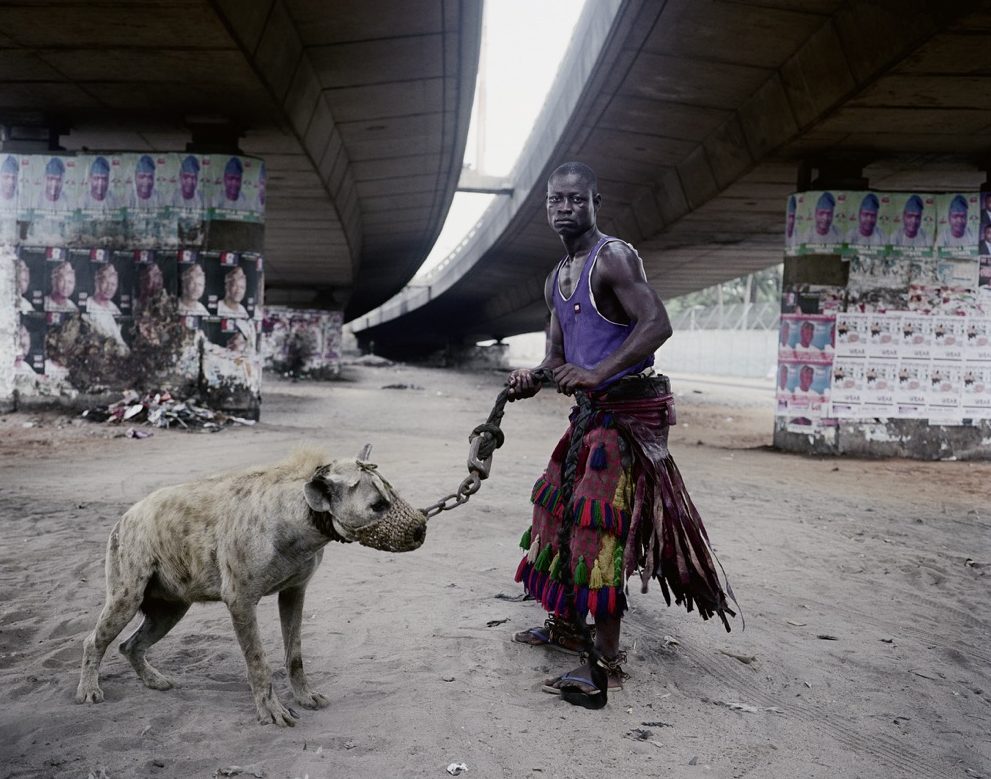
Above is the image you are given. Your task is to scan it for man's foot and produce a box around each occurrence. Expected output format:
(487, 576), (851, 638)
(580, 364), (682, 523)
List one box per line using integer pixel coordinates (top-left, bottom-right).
(541, 654), (628, 695)
(511, 617), (591, 655)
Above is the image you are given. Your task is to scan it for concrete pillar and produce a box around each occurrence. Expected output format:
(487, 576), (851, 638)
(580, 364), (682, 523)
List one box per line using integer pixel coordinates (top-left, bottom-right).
(774, 169), (991, 460)
(0, 150), (266, 418)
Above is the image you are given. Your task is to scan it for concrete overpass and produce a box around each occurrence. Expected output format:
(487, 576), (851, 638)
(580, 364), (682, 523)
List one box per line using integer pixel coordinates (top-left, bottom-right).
(352, 0), (991, 359)
(0, 0), (482, 319)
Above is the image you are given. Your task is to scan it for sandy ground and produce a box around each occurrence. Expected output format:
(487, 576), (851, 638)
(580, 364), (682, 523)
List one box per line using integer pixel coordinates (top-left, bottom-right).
(0, 362), (989, 779)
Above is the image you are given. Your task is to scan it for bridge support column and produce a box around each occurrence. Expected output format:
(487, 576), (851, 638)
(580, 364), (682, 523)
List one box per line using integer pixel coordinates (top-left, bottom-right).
(0, 149), (266, 418)
(773, 168), (991, 460)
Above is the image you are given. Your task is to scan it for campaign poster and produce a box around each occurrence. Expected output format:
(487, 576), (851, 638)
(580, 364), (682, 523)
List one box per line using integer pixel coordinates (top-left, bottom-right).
(122, 153), (175, 249)
(964, 318), (991, 362)
(131, 249), (178, 311)
(73, 154), (128, 249)
(899, 314), (933, 361)
(0, 153), (19, 244)
(15, 312), (46, 378)
(201, 317), (261, 390)
(209, 155), (263, 223)
(779, 313), (834, 362)
(979, 257), (991, 310)
(834, 312), (868, 359)
(934, 193), (979, 259)
(777, 360), (831, 418)
(962, 365), (991, 418)
(784, 194), (799, 256)
(861, 360), (898, 417)
(79, 249), (130, 351)
(15, 246), (46, 313)
(204, 251), (259, 319)
(895, 362), (928, 418)
(177, 250), (210, 319)
(927, 364), (963, 422)
(829, 358), (865, 418)
(842, 191), (888, 252)
(866, 312), (900, 360)
(886, 193), (935, 255)
(23, 154), (79, 246)
(931, 316), (966, 363)
(42, 246), (86, 314)
(796, 190), (847, 254)
(171, 154), (208, 247)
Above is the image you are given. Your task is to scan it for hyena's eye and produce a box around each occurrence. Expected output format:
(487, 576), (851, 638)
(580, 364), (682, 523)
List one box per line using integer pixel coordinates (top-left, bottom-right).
(371, 499), (389, 513)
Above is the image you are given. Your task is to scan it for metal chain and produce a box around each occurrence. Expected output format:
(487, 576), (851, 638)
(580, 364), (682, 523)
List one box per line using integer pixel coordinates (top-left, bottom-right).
(419, 368), (554, 519)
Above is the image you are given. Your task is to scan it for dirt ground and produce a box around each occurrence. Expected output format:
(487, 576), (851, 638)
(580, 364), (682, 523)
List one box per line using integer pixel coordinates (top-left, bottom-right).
(0, 362), (988, 779)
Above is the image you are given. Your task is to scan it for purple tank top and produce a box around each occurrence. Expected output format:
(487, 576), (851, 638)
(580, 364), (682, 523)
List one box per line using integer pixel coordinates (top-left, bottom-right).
(553, 235), (654, 389)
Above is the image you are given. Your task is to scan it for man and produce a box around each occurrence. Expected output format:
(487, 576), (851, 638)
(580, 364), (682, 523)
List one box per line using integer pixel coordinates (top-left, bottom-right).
(980, 224), (991, 256)
(847, 193), (885, 247)
(982, 192), (991, 226)
(890, 195), (930, 248)
(802, 191), (841, 245)
(35, 157), (70, 212)
(178, 263), (210, 316)
(216, 156), (248, 209)
(128, 154), (162, 210)
(173, 155), (204, 210)
(216, 265), (250, 318)
(506, 162), (735, 703)
(81, 157), (113, 211)
(84, 264), (128, 350)
(938, 194), (976, 249)
(16, 257), (35, 313)
(45, 260), (78, 312)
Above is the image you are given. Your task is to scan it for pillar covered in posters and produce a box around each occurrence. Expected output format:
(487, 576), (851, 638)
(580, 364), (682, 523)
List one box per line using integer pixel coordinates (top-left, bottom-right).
(775, 189), (991, 459)
(0, 151), (266, 417)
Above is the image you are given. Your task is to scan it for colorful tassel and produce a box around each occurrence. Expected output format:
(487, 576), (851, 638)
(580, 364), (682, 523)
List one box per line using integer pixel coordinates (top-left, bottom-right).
(527, 533), (540, 564)
(573, 555), (589, 587)
(534, 543), (552, 573)
(519, 526), (531, 551)
(613, 545), (624, 587)
(549, 551), (562, 581)
(589, 442), (608, 470)
(590, 559), (603, 590)
(514, 556), (528, 583)
(588, 588), (599, 615)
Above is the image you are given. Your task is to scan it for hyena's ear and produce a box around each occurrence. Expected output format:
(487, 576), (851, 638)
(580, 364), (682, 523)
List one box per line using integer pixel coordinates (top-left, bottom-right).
(304, 470), (349, 513)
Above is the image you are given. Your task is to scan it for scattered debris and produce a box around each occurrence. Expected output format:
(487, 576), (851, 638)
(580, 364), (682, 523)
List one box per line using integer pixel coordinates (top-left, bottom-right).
(82, 390), (255, 433)
(641, 721), (672, 728)
(663, 635), (680, 647)
(719, 649), (756, 665)
(706, 698), (785, 715)
(625, 728), (652, 741)
(213, 767), (265, 779)
(446, 762), (468, 776)
(493, 592), (530, 602)
(381, 383), (424, 390)
(485, 618), (509, 627)
(817, 634), (839, 641)
(786, 620), (807, 627)
(441, 675), (456, 682)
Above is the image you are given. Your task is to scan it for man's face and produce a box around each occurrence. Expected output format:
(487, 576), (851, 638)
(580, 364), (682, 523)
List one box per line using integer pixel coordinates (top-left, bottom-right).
(180, 171), (198, 199)
(858, 208), (877, 237)
(224, 172), (242, 201)
(89, 172), (108, 201)
(799, 366), (814, 392)
(799, 322), (815, 348)
(546, 173), (597, 238)
(983, 226), (991, 244)
(140, 264), (163, 297)
(779, 322), (790, 346)
(225, 269), (246, 303)
(18, 325), (31, 360)
(778, 365), (788, 390)
(184, 266), (205, 302)
(45, 173), (63, 202)
(949, 209), (967, 238)
(903, 209), (921, 238)
(94, 266), (118, 302)
(52, 264), (75, 299)
(135, 170), (154, 200)
(814, 207), (833, 235)
(17, 259), (29, 295)
(1, 170), (16, 200)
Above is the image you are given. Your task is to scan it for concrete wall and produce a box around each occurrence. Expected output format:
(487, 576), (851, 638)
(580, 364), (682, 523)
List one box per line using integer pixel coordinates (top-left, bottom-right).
(260, 307), (342, 379)
(1, 152), (265, 417)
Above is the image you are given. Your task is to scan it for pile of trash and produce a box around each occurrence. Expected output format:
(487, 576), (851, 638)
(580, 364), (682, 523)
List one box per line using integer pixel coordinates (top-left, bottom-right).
(81, 390), (256, 433)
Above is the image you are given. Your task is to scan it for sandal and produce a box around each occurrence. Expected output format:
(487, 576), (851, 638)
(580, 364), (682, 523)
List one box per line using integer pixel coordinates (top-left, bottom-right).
(511, 617), (591, 655)
(541, 651), (629, 695)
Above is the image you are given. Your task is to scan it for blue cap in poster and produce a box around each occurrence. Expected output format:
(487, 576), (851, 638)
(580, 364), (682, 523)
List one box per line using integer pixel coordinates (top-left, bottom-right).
(949, 194), (968, 213)
(816, 191), (835, 210)
(859, 193), (879, 213)
(904, 195), (924, 213)
(180, 155), (200, 174)
(90, 156), (110, 175)
(2, 155), (17, 174)
(787, 195), (796, 213)
(45, 157), (65, 176)
(224, 156), (243, 176)
(136, 154), (156, 173)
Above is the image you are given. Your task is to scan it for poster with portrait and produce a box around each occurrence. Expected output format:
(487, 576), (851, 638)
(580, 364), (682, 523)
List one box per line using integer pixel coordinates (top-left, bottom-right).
(842, 192), (888, 252)
(42, 246), (86, 314)
(979, 257), (991, 309)
(122, 153), (177, 249)
(169, 154), (208, 247)
(131, 249), (178, 312)
(209, 155), (263, 223)
(926, 365), (963, 422)
(895, 362), (928, 418)
(828, 358), (865, 417)
(787, 361), (831, 418)
(203, 250), (259, 319)
(964, 318), (991, 362)
(177, 249), (210, 319)
(779, 313), (834, 362)
(934, 193), (979, 259)
(865, 312), (900, 360)
(23, 154), (80, 246)
(962, 365), (991, 418)
(72, 154), (128, 249)
(886, 193), (935, 255)
(78, 249), (130, 351)
(796, 190), (847, 254)
(834, 311), (868, 358)
(15, 312), (46, 378)
(861, 360), (898, 417)
(201, 317), (261, 390)
(930, 316), (966, 363)
(15, 246), (46, 313)
(784, 194), (799, 256)
(0, 152), (19, 244)
(898, 314), (933, 361)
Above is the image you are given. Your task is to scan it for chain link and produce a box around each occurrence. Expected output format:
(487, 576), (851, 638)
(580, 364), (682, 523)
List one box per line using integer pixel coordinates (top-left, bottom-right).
(420, 471), (482, 519)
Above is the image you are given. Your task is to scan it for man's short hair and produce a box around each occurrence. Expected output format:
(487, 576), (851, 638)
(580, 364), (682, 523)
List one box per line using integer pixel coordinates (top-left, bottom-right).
(549, 161), (598, 193)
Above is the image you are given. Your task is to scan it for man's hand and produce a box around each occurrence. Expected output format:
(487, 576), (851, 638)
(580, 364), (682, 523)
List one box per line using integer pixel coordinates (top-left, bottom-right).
(507, 368), (543, 401)
(552, 363), (601, 395)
